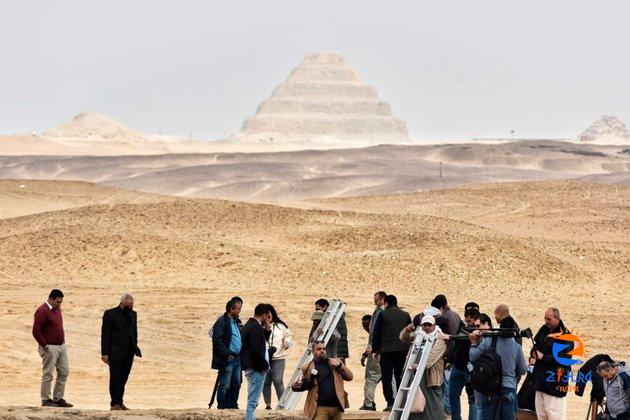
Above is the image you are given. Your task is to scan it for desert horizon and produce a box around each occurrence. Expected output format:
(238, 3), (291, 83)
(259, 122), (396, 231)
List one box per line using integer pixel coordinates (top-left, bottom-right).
(2, 2), (629, 419)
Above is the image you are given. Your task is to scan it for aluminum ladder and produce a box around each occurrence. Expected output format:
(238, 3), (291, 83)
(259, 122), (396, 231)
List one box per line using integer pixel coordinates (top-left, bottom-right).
(277, 298), (346, 410)
(389, 330), (437, 420)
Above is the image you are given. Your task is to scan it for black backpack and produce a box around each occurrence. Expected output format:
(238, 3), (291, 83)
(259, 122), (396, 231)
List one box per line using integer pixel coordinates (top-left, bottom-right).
(470, 337), (503, 395)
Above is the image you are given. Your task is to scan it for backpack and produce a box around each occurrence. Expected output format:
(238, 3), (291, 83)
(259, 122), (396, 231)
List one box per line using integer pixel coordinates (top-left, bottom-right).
(470, 337), (503, 395)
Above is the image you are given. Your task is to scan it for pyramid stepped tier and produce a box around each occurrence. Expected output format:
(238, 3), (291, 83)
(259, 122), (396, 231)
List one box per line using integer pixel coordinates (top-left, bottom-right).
(272, 82), (378, 99)
(243, 115), (408, 136)
(232, 52), (410, 144)
(257, 98), (393, 115)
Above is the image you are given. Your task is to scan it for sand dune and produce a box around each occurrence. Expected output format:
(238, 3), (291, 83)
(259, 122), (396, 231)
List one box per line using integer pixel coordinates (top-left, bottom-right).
(0, 180), (167, 219)
(0, 141), (628, 203)
(0, 180), (627, 419)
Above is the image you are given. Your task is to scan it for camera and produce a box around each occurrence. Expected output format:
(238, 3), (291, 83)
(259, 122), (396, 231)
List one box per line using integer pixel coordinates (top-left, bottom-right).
(268, 346), (277, 359)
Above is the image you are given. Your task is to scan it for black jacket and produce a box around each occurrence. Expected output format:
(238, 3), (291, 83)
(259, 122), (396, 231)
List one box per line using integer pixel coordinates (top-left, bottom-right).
(240, 318), (269, 372)
(449, 320), (472, 370)
(309, 313), (349, 359)
(531, 319), (573, 397)
(575, 353), (615, 403)
(101, 306), (141, 360)
(500, 316), (523, 347)
(372, 305), (412, 354)
(211, 313), (236, 370)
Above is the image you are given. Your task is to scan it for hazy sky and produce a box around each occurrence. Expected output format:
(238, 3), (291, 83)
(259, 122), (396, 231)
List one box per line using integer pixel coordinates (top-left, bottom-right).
(1, 1), (628, 141)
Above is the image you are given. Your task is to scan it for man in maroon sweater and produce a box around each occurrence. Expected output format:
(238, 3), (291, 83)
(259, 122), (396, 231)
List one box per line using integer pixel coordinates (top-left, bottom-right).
(32, 289), (73, 407)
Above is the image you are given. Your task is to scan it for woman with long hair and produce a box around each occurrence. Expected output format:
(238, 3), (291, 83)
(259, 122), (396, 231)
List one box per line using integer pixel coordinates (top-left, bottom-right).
(263, 304), (293, 409)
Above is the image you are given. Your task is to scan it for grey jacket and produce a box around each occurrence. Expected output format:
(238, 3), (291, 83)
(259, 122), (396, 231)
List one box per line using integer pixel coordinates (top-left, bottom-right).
(604, 365), (630, 419)
(367, 306), (383, 347)
(470, 336), (527, 389)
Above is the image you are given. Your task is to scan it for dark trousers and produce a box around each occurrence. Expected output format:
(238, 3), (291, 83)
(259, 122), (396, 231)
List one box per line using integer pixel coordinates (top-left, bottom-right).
(380, 351), (406, 406)
(109, 352), (134, 406)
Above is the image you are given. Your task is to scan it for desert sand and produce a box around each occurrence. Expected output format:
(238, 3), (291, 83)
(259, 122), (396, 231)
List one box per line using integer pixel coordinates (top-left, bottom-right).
(0, 179), (627, 419)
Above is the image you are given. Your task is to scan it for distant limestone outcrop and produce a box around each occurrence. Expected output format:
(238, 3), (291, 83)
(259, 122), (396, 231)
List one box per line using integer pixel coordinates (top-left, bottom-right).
(579, 115), (630, 145)
(43, 112), (149, 143)
(232, 52), (410, 145)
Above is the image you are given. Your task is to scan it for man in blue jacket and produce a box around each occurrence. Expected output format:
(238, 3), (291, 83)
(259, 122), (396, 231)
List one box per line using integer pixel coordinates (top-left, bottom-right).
(211, 299), (243, 409)
(469, 328), (527, 420)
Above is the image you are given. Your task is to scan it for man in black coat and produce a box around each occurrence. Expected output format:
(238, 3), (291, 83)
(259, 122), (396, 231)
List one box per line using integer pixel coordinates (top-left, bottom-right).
(371, 294), (412, 411)
(241, 303), (271, 420)
(531, 307), (573, 419)
(101, 293), (142, 411)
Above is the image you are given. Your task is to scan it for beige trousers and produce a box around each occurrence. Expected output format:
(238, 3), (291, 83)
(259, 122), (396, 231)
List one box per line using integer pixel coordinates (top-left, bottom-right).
(38, 344), (69, 402)
(535, 391), (566, 420)
(313, 406), (342, 420)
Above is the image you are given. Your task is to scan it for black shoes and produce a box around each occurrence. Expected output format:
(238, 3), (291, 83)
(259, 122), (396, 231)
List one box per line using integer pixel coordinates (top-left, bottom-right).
(54, 399), (73, 408)
(41, 400), (57, 407)
(359, 403), (376, 411)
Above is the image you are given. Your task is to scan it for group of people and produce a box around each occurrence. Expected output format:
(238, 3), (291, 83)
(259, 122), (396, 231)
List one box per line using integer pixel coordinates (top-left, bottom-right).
(209, 297), (295, 420)
(32, 289), (629, 420)
(360, 291), (629, 420)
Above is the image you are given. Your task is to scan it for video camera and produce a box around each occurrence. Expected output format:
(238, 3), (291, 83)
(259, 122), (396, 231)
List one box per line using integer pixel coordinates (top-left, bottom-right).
(448, 327), (533, 341)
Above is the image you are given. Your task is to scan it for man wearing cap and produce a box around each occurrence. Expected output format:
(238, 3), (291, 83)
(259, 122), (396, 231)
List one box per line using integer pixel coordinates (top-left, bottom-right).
(400, 315), (448, 419)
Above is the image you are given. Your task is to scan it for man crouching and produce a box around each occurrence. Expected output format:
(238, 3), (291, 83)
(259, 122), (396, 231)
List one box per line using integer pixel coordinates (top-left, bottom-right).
(292, 340), (353, 420)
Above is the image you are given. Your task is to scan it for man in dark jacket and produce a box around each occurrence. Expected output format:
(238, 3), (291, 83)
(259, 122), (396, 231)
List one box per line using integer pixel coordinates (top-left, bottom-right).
(211, 298), (243, 409)
(371, 294), (412, 411)
(101, 293), (142, 411)
(531, 307), (573, 420)
(447, 307), (480, 420)
(241, 303), (271, 420)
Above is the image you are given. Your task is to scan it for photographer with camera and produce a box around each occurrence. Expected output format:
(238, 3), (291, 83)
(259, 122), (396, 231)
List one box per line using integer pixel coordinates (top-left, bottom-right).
(291, 340), (353, 420)
(263, 304), (293, 410)
(469, 312), (527, 420)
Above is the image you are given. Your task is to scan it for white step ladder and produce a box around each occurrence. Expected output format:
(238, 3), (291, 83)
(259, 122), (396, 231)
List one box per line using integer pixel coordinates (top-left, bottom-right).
(389, 330), (437, 420)
(277, 298), (346, 410)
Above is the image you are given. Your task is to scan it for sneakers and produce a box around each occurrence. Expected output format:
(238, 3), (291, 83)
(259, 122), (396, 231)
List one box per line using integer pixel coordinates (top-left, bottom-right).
(41, 399), (57, 407)
(359, 403), (376, 411)
(54, 399), (73, 408)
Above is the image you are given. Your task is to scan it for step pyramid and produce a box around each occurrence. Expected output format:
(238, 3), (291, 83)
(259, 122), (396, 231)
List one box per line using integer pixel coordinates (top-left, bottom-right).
(232, 52), (410, 144)
(579, 115), (630, 145)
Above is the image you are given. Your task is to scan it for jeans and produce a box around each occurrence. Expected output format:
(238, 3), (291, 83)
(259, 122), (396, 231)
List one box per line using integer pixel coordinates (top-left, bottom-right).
(245, 370), (267, 420)
(217, 358), (241, 409)
(479, 387), (517, 420)
(380, 351), (406, 406)
(109, 352), (134, 406)
(443, 367), (452, 414)
(449, 366), (470, 420)
(263, 358), (285, 406)
(467, 385), (482, 420)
